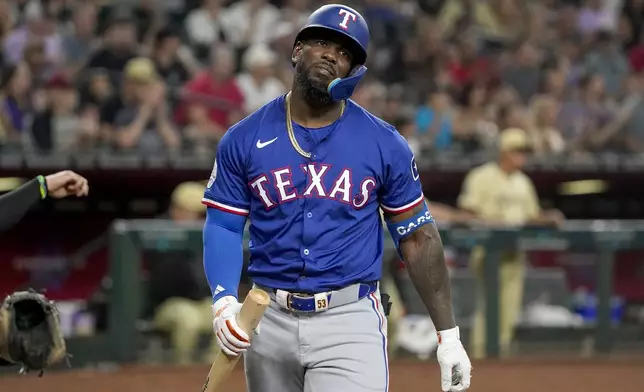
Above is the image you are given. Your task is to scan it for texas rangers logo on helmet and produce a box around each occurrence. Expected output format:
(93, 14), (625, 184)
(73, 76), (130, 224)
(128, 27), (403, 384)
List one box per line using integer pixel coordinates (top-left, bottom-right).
(338, 8), (357, 30)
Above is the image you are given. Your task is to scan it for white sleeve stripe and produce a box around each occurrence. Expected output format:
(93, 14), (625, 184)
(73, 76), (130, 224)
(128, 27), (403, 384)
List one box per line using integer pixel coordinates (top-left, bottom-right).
(380, 194), (425, 213)
(201, 198), (250, 214)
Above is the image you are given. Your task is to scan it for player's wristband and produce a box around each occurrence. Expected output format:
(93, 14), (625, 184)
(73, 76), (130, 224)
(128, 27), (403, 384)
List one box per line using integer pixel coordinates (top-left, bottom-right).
(385, 201), (434, 243)
(36, 175), (48, 200)
(437, 326), (460, 344)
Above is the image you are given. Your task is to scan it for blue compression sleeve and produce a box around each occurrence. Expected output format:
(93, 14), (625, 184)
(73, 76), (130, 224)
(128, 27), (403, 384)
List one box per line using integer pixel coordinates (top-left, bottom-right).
(203, 207), (247, 303)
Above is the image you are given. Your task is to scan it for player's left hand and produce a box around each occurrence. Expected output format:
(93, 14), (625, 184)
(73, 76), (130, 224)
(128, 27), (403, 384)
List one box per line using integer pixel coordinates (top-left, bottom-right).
(436, 326), (472, 391)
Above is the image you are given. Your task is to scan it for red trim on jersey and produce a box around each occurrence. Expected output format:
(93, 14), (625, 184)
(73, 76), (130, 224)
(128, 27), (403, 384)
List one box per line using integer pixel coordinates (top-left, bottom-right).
(202, 198), (249, 216)
(380, 194), (425, 214)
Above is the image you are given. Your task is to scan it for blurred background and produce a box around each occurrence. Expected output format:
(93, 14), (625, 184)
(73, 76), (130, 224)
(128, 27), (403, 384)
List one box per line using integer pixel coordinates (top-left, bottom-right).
(1, 0), (644, 390)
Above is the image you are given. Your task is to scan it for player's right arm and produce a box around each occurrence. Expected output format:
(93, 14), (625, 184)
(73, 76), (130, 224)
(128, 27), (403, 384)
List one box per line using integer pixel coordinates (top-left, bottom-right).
(0, 177), (44, 231)
(201, 128), (254, 356)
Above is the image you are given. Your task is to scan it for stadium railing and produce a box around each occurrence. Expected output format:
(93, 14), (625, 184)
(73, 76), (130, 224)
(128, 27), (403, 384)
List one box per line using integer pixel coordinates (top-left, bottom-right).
(86, 219), (638, 365)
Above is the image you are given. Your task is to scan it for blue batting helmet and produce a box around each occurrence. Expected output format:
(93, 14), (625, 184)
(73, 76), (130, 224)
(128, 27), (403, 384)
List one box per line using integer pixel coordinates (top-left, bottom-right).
(294, 4), (370, 101)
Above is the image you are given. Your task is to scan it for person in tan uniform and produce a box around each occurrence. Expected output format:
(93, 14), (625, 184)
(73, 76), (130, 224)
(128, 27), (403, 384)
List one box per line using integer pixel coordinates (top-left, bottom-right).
(457, 127), (564, 359)
(151, 182), (219, 364)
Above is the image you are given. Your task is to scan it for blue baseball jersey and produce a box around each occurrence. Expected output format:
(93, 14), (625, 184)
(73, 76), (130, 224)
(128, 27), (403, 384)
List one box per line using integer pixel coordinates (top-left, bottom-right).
(203, 94), (424, 292)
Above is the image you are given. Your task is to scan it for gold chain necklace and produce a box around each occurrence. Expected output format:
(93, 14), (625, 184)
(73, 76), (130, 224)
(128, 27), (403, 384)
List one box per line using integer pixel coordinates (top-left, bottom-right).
(285, 92), (345, 159)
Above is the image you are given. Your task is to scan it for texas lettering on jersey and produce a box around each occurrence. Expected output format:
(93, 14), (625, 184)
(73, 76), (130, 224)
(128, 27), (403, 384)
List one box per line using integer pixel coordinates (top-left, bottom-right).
(202, 95), (425, 292)
(249, 163), (375, 210)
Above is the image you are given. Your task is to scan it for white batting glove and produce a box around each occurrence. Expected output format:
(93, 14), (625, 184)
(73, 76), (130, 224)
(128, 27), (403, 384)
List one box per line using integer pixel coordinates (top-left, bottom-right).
(436, 327), (472, 391)
(212, 296), (259, 356)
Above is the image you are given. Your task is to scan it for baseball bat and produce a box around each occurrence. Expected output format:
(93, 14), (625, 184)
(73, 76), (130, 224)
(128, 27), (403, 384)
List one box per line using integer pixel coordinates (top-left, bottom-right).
(201, 288), (270, 392)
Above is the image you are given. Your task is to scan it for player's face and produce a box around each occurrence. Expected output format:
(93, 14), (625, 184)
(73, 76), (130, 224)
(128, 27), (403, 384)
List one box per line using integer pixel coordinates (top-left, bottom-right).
(295, 38), (353, 90)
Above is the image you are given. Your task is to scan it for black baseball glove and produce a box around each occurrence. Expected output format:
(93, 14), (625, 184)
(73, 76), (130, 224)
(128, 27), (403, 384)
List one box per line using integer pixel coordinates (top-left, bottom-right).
(0, 289), (69, 376)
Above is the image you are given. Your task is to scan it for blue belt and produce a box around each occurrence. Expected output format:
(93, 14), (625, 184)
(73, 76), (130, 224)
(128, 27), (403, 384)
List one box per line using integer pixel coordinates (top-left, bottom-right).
(268, 282), (378, 313)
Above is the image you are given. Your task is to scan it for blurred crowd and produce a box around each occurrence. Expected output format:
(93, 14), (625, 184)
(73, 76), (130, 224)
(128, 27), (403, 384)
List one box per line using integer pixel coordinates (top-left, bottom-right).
(0, 0), (644, 158)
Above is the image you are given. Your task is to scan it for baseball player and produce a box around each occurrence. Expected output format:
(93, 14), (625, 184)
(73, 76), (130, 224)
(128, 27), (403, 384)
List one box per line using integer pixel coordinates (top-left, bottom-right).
(202, 4), (472, 392)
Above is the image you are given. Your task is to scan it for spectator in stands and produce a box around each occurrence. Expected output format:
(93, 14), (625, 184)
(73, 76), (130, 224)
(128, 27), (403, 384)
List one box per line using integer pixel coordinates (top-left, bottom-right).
(488, 83), (520, 119)
(415, 88), (453, 151)
(78, 68), (113, 140)
(617, 13), (635, 50)
(527, 95), (566, 156)
(271, 2), (305, 87)
(96, 0), (159, 46)
(558, 38), (586, 87)
(542, 66), (570, 101)
(86, 17), (138, 86)
(133, 0), (164, 48)
(578, 0), (618, 37)
(236, 43), (285, 114)
(61, 2), (98, 76)
(452, 81), (498, 152)
(587, 75), (642, 152)
(30, 72), (92, 152)
(622, 72), (644, 153)
(623, 0), (644, 50)
(527, 2), (556, 47)
(446, 33), (495, 89)
(177, 44), (244, 148)
(393, 115), (420, 156)
(150, 181), (216, 365)
(352, 81), (387, 117)
(584, 30), (630, 97)
(362, 0), (407, 83)
(0, 0), (13, 54)
(220, 0), (280, 50)
(150, 27), (192, 96)
(22, 39), (51, 88)
(400, 16), (453, 100)
(457, 127), (565, 359)
(439, 0), (510, 40)
(100, 57), (180, 153)
(496, 102), (527, 132)
(502, 41), (542, 104)
(381, 85), (409, 126)
(0, 62), (31, 145)
(185, 0), (226, 61)
(552, 4), (580, 43)
(276, 0), (310, 39)
(3, 1), (63, 67)
(627, 27), (644, 72)
(557, 73), (617, 152)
